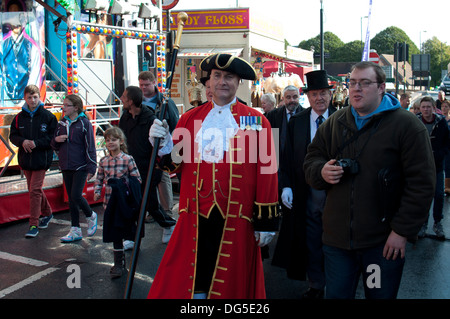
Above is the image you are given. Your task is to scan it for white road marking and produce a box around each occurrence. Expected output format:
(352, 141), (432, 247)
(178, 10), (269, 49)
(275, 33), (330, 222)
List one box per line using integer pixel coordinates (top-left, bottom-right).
(0, 251), (48, 267)
(0, 267), (59, 298)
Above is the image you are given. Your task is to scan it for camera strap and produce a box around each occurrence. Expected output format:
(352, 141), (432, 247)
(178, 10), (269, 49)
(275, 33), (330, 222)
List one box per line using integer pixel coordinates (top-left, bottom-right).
(335, 117), (383, 159)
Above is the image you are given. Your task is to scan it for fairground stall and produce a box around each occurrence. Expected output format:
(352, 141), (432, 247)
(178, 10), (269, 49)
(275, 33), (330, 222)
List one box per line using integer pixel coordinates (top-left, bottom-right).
(0, 0), (168, 224)
(162, 8), (314, 112)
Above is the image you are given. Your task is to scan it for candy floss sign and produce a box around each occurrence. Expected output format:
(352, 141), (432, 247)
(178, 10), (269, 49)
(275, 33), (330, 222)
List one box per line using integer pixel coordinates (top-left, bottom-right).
(163, 8), (250, 31)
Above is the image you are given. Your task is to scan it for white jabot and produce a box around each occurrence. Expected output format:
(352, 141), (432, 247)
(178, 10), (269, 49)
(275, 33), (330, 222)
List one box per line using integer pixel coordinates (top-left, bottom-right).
(195, 98), (239, 163)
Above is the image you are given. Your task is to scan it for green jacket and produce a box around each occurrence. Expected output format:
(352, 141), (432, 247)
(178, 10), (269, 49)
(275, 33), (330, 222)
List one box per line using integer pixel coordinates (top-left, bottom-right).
(304, 106), (435, 249)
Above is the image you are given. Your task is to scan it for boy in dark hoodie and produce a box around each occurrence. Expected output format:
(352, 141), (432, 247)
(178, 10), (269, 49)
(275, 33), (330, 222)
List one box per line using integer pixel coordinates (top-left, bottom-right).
(9, 85), (57, 238)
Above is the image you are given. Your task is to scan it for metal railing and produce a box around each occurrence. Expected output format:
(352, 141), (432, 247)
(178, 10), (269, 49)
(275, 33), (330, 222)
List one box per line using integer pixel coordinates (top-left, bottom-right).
(0, 42), (124, 178)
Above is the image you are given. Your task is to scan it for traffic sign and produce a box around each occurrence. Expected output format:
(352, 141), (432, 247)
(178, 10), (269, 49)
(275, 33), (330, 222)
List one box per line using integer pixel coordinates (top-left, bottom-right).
(369, 51), (379, 64)
(151, 0), (179, 10)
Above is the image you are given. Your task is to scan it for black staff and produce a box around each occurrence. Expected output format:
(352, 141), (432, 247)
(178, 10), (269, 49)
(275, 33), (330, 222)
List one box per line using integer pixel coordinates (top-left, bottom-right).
(124, 11), (188, 299)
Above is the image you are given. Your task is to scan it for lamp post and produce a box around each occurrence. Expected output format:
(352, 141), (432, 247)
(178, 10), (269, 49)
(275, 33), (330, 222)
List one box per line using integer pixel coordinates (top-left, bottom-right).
(419, 30), (427, 91)
(320, 0), (324, 70)
(420, 30), (427, 54)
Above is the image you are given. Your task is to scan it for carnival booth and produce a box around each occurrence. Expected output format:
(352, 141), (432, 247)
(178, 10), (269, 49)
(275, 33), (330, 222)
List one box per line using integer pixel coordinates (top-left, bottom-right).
(162, 8), (314, 112)
(0, 0), (167, 224)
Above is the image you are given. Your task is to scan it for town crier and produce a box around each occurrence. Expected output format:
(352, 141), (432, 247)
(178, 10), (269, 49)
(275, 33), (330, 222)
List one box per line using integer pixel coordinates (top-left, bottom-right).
(147, 53), (279, 299)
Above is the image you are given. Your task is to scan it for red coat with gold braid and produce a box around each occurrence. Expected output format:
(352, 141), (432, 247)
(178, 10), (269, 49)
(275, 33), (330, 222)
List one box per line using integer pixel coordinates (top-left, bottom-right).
(147, 100), (279, 299)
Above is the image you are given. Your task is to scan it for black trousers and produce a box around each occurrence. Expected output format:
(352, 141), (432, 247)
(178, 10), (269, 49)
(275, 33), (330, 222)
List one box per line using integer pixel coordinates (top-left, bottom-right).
(62, 170), (93, 227)
(194, 207), (225, 293)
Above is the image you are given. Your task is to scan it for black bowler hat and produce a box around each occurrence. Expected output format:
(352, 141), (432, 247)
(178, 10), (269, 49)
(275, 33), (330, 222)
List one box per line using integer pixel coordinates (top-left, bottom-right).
(200, 53), (257, 81)
(303, 70), (334, 92)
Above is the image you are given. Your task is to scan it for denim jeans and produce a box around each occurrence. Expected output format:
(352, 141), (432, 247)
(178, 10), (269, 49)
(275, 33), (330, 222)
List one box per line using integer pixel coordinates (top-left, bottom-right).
(323, 244), (405, 299)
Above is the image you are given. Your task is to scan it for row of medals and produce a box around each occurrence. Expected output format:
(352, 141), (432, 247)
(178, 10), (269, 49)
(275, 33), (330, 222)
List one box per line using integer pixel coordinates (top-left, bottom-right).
(240, 116), (263, 131)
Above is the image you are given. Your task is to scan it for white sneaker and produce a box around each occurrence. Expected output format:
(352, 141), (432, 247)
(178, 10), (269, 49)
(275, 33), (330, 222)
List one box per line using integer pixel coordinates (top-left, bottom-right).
(123, 240), (134, 251)
(87, 211), (97, 236)
(162, 225), (175, 244)
(61, 227), (83, 243)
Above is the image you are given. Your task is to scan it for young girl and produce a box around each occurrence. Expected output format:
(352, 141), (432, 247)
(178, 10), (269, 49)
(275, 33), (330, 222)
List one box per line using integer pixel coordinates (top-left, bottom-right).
(94, 127), (142, 279)
(51, 94), (97, 243)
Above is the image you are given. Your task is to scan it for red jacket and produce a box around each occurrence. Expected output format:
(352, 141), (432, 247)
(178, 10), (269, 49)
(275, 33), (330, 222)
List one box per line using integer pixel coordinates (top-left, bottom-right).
(148, 100), (279, 299)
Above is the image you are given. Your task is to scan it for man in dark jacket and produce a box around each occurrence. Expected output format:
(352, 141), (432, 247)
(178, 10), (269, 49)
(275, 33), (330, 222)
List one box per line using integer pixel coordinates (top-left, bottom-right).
(139, 71), (179, 232)
(9, 85), (57, 238)
(119, 86), (176, 245)
(266, 85), (303, 157)
(303, 62), (435, 299)
(266, 85), (303, 227)
(273, 70), (336, 299)
(417, 96), (450, 239)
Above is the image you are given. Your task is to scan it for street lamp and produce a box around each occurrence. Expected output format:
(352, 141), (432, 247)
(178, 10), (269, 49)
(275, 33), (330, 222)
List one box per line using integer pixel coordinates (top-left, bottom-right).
(420, 30), (427, 54)
(419, 30), (427, 91)
(320, 0), (324, 70)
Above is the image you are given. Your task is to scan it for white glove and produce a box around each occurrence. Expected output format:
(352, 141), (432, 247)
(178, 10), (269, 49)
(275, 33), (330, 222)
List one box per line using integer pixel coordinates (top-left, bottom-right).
(281, 187), (293, 209)
(254, 231), (276, 247)
(149, 119), (170, 148)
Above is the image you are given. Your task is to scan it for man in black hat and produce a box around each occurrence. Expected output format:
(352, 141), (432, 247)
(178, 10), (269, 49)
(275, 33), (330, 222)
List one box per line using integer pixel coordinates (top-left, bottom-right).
(272, 70), (336, 299)
(147, 53), (279, 299)
(199, 74), (246, 107)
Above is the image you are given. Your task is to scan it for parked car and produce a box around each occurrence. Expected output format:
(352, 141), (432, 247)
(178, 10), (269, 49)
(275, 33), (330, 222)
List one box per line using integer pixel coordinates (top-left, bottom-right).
(439, 74), (450, 95)
(408, 91), (439, 110)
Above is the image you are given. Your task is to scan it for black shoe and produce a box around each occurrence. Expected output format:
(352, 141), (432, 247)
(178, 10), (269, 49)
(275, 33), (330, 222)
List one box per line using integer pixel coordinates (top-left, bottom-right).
(302, 287), (324, 299)
(150, 208), (176, 228)
(145, 215), (155, 223)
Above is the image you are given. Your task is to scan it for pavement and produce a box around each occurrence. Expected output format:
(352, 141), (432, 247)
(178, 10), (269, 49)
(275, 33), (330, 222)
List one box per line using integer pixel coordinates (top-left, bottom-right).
(1, 195), (450, 301)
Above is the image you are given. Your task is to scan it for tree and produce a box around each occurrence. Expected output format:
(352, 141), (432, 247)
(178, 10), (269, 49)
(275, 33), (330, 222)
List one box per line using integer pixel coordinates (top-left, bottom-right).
(298, 31), (344, 63)
(422, 37), (450, 86)
(294, 26), (450, 87)
(333, 40), (365, 62)
(370, 26), (419, 60)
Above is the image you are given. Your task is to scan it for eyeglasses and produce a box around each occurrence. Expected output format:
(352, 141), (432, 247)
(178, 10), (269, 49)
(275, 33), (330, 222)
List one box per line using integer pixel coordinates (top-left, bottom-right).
(348, 79), (379, 89)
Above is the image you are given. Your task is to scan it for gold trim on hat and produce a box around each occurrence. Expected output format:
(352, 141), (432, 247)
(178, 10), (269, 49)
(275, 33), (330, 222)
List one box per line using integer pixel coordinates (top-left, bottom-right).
(215, 54), (235, 70)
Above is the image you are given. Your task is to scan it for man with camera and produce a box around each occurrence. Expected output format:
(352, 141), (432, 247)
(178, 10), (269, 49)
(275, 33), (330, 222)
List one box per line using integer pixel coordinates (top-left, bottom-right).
(303, 62), (435, 299)
(272, 70), (336, 299)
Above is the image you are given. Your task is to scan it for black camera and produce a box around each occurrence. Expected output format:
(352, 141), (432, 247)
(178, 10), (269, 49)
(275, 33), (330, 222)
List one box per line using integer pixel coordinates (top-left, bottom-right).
(336, 159), (359, 175)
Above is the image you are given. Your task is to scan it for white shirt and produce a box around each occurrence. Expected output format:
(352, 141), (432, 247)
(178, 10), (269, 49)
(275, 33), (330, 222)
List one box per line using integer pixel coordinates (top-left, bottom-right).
(195, 97), (239, 163)
(310, 109), (329, 142)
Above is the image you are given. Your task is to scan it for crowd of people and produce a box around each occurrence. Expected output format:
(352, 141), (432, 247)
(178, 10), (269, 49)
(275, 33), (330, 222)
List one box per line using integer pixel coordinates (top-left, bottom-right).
(7, 57), (449, 299)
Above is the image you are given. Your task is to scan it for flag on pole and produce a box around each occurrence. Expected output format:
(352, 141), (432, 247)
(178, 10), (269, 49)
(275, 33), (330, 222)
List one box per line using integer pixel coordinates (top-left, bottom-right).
(361, 0), (373, 61)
